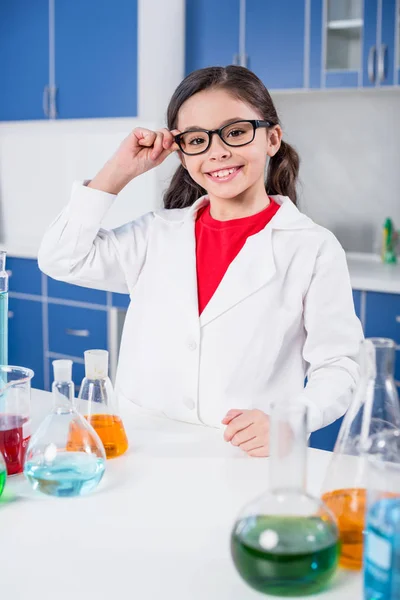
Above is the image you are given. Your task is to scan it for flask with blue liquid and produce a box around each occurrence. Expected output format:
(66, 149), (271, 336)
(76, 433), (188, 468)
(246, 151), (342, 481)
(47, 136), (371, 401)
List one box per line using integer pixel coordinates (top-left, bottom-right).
(0, 251), (9, 365)
(364, 430), (400, 600)
(24, 359), (106, 497)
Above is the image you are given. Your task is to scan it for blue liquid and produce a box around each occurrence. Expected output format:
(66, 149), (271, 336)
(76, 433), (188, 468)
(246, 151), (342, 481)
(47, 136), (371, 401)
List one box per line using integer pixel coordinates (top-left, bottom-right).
(24, 452), (105, 497)
(0, 292), (8, 366)
(364, 498), (400, 600)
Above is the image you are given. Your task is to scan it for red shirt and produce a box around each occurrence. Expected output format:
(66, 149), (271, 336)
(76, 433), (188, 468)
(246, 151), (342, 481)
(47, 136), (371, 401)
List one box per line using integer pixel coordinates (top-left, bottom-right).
(195, 199), (280, 315)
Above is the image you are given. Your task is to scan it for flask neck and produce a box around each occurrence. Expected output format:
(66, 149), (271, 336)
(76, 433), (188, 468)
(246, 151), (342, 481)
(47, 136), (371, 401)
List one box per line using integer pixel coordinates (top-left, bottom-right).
(269, 402), (308, 493)
(373, 344), (395, 380)
(0, 251), (8, 294)
(52, 381), (74, 411)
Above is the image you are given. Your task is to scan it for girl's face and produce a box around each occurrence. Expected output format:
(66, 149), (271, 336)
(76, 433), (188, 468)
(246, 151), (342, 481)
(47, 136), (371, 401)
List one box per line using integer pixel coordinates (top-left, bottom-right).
(176, 88), (282, 204)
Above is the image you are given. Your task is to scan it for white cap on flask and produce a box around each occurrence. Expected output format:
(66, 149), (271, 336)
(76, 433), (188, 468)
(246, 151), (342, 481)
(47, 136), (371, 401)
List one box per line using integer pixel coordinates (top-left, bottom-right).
(84, 349), (109, 379)
(53, 359), (73, 382)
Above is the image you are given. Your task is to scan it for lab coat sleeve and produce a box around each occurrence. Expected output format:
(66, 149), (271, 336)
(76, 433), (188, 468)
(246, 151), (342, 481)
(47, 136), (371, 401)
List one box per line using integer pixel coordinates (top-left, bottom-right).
(296, 232), (364, 432)
(38, 181), (154, 294)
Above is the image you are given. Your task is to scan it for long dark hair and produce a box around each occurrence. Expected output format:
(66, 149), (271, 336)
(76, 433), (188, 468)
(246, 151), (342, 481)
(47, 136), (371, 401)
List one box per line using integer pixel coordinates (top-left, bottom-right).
(163, 66), (300, 209)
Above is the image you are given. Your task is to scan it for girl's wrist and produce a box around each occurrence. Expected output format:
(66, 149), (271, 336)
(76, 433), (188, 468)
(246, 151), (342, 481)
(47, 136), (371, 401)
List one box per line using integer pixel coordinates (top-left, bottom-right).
(87, 161), (133, 195)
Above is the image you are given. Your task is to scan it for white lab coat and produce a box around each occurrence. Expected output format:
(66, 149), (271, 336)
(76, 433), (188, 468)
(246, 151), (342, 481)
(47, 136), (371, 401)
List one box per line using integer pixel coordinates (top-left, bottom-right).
(38, 182), (363, 431)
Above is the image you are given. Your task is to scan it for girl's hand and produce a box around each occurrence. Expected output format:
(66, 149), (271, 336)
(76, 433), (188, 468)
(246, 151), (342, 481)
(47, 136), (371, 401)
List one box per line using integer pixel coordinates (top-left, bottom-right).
(222, 409), (270, 457)
(88, 127), (180, 195)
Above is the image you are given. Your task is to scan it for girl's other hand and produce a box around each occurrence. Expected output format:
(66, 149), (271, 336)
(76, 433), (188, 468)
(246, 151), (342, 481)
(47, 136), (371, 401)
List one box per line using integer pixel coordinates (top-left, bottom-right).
(88, 127), (180, 195)
(222, 409), (270, 457)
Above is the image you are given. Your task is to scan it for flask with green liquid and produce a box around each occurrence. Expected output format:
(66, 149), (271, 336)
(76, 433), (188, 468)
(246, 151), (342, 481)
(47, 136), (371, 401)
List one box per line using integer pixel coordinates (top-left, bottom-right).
(230, 401), (340, 596)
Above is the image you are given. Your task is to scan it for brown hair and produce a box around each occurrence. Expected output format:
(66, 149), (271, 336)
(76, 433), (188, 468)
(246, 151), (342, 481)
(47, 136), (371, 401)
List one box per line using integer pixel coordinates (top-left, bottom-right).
(163, 65), (300, 209)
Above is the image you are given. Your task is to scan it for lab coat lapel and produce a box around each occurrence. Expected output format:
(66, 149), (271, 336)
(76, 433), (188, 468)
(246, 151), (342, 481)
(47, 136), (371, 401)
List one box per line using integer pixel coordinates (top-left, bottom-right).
(199, 224), (275, 327)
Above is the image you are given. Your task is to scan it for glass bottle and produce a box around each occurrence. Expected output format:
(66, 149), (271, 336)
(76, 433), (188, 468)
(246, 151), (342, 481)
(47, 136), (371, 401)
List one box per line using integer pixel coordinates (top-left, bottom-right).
(230, 401), (340, 596)
(0, 251), (9, 366)
(74, 349), (128, 459)
(24, 359), (106, 497)
(321, 338), (400, 570)
(0, 450), (6, 497)
(364, 430), (400, 600)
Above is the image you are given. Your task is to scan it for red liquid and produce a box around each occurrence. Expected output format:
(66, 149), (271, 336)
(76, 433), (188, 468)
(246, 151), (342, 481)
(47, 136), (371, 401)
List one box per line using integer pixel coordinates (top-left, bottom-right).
(0, 415), (30, 475)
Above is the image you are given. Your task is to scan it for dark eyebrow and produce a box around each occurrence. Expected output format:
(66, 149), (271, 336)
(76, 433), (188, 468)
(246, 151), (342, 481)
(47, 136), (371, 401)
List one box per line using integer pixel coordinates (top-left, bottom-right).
(182, 117), (246, 133)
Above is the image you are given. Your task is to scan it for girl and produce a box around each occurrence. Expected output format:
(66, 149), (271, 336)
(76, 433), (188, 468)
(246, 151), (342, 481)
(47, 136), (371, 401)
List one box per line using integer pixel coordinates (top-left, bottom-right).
(39, 66), (363, 457)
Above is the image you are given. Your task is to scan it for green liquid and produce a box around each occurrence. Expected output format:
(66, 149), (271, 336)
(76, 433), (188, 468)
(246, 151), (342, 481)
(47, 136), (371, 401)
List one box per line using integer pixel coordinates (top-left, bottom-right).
(231, 515), (340, 597)
(0, 469), (6, 497)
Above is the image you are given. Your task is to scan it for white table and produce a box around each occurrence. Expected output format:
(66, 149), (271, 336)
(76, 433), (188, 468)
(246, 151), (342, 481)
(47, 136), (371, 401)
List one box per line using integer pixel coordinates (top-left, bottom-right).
(0, 389), (362, 600)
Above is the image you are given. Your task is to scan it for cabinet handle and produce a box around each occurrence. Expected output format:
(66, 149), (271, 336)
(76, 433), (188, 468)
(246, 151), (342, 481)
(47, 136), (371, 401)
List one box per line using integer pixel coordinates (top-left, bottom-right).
(8, 311), (14, 319)
(65, 329), (90, 337)
(49, 85), (58, 119)
(395, 316), (400, 324)
(368, 46), (377, 83)
(378, 44), (388, 82)
(42, 85), (50, 117)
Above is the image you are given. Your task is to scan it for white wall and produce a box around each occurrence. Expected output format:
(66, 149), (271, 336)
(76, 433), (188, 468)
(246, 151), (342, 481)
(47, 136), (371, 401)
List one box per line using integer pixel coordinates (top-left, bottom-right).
(272, 88), (400, 252)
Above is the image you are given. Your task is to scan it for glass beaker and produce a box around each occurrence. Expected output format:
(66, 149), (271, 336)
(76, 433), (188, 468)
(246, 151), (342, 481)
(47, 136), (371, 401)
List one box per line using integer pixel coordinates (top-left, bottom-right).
(0, 251), (9, 366)
(24, 360), (106, 497)
(74, 349), (128, 459)
(364, 430), (400, 600)
(0, 450), (6, 496)
(321, 338), (400, 570)
(230, 402), (340, 596)
(0, 365), (33, 475)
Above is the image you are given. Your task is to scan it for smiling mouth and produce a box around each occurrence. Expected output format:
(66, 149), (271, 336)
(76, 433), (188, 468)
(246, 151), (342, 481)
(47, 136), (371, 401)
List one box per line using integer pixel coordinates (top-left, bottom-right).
(205, 166), (243, 182)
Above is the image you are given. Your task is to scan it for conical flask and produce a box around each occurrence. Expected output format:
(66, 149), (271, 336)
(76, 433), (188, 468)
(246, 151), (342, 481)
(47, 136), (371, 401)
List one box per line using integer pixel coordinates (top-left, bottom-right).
(320, 337), (400, 570)
(230, 401), (340, 596)
(76, 350), (128, 459)
(24, 360), (106, 497)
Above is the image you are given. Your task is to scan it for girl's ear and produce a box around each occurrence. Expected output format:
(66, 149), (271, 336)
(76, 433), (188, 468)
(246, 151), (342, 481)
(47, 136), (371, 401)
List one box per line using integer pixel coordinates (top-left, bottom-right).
(267, 125), (283, 158)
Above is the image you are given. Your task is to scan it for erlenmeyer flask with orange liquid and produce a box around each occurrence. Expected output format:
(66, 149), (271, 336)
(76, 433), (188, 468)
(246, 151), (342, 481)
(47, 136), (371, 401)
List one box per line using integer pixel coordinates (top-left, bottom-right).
(71, 349), (128, 459)
(320, 338), (400, 570)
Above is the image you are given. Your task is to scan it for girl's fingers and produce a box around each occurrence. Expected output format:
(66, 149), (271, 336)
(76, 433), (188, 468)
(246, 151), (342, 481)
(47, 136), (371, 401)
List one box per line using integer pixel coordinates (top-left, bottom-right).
(238, 436), (262, 452)
(135, 129), (157, 146)
(224, 413), (253, 442)
(151, 132), (164, 160)
(231, 426), (257, 447)
(221, 409), (243, 425)
(248, 446), (269, 458)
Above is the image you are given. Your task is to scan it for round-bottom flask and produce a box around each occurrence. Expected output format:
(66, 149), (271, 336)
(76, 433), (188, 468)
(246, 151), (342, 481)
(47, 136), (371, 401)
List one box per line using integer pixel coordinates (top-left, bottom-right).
(231, 403), (340, 597)
(24, 360), (106, 497)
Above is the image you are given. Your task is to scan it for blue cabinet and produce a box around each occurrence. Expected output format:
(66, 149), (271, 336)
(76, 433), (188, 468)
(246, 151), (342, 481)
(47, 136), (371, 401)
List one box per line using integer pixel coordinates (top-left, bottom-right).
(8, 297), (44, 389)
(48, 304), (108, 358)
(7, 258), (42, 296)
(185, 0), (240, 74)
(364, 291), (400, 344)
(47, 279), (106, 306)
(246, 0), (306, 89)
(54, 0), (138, 118)
(0, 0), (49, 121)
(353, 290), (362, 321)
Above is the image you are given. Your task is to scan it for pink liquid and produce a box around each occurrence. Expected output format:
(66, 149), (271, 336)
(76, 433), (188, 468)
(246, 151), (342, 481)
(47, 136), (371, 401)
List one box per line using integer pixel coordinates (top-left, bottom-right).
(0, 415), (30, 475)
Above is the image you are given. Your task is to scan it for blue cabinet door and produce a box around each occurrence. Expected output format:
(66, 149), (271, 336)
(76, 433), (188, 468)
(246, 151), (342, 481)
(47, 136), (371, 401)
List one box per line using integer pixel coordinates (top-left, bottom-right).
(379, 0), (397, 86)
(185, 0), (240, 74)
(8, 297), (44, 390)
(363, 0), (380, 87)
(54, 0), (138, 118)
(246, 0), (306, 89)
(48, 304), (108, 358)
(0, 0), (49, 121)
(7, 258), (42, 296)
(353, 290), (362, 321)
(364, 291), (400, 345)
(309, 417), (343, 452)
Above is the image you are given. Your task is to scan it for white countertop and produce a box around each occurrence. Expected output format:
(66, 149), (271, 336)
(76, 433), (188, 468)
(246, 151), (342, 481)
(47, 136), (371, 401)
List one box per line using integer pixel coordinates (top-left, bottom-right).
(0, 389), (361, 600)
(346, 252), (400, 294)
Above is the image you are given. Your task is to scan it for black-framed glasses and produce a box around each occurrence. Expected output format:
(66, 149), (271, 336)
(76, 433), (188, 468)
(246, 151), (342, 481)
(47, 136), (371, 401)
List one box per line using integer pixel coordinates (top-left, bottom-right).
(174, 119), (273, 156)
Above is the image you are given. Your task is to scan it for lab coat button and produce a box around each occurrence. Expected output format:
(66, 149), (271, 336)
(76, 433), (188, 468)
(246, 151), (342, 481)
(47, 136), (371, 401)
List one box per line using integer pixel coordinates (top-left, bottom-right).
(187, 339), (197, 351)
(183, 397), (195, 410)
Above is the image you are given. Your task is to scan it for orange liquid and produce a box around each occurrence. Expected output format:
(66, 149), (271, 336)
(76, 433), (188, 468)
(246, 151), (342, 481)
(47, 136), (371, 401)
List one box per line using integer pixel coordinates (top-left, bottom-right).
(321, 488), (366, 570)
(68, 414), (128, 459)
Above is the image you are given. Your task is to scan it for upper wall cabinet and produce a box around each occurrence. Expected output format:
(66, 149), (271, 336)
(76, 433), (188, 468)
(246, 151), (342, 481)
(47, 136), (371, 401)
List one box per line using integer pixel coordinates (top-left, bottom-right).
(311, 0), (398, 88)
(0, 0), (138, 121)
(186, 0), (399, 91)
(0, 0), (49, 121)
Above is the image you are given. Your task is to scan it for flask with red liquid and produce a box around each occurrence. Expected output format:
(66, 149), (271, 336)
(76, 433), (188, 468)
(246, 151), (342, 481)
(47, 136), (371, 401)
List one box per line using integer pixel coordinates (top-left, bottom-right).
(0, 365), (33, 475)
